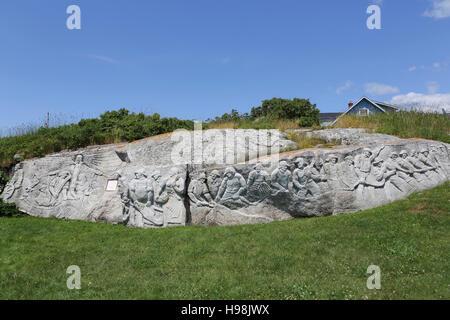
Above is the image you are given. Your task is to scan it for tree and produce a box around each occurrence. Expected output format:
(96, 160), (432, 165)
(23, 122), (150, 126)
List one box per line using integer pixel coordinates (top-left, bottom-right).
(250, 98), (320, 126)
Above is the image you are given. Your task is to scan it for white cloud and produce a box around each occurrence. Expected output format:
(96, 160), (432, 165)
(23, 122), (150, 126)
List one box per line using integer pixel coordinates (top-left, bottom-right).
(408, 66), (417, 72)
(389, 92), (450, 112)
(424, 0), (450, 19)
(427, 81), (440, 94)
(336, 80), (353, 94)
(87, 54), (119, 64)
(364, 82), (399, 95)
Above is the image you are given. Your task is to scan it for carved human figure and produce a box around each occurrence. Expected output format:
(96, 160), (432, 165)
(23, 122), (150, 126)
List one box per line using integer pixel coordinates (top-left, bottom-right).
(395, 150), (420, 189)
(406, 150), (432, 185)
(215, 167), (251, 206)
(188, 172), (214, 208)
(354, 147), (385, 183)
(429, 146), (448, 180)
(416, 147), (442, 182)
(247, 163), (271, 202)
(2, 163), (24, 200)
(67, 154), (103, 200)
(149, 171), (166, 219)
(337, 155), (360, 190)
(323, 155), (339, 190)
(303, 158), (326, 197)
(48, 170), (71, 205)
(128, 169), (162, 227)
(163, 167), (186, 225)
(379, 152), (415, 194)
(207, 170), (222, 199)
(115, 173), (131, 225)
(292, 158), (307, 196)
(271, 161), (291, 195)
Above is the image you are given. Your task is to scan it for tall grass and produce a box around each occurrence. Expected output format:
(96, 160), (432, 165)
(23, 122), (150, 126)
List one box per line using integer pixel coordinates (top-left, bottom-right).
(207, 118), (311, 131)
(332, 111), (450, 143)
(0, 109), (194, 170)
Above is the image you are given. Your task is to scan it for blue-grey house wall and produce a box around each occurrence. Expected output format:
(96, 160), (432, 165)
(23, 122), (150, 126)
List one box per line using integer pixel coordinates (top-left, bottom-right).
(347, 98), (384, 115)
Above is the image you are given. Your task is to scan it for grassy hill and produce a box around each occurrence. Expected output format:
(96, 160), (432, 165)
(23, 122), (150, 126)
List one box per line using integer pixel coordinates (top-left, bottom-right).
(332, 111), (450, 144)
(1, 182), (448, 300)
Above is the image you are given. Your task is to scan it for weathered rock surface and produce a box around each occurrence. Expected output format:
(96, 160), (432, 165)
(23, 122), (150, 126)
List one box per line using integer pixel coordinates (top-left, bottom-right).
(2, 129), (449, 228)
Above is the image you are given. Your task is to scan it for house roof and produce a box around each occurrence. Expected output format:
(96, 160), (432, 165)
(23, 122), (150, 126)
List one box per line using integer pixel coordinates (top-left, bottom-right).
(330, 97), (399, 126)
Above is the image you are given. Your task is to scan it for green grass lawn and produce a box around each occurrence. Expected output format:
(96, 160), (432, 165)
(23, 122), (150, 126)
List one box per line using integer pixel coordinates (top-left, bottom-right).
(1, 183), (449, 300)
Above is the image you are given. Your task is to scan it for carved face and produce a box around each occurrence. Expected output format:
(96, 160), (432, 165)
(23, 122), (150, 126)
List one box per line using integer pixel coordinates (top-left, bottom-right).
(296, 159), (304, 168)
(422, 151), (429, 157)
(255, 163), (263, 171)
(198, 173), (207, 182)
(374, 161), (383, 168)
(364, 151), (372, 158)
(315, 159), (323, 168)
(331, 157), (338, 164)
(210, 170), (220, 180)
(279, 161), (288, 172)
(345, 157), (353, 166)
(75, 155), (83, 164)
(225, 171), (235, 179)
(401, 153), (408, 159)
(391, 153), (398, 160)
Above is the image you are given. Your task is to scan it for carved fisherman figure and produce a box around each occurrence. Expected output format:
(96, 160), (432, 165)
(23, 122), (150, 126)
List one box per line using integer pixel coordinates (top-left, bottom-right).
(354, 147), (385, 182)
(338, 155), (360, 190)
(67, 154), (103, 200)
(428, 146), (447, 180)
(207, 170), (222, 199)
(292, 158), (307, 196)
(405, 150), (432, 185)
(215, 167), (251, 206)
(416, 147), (439, 181)
(323, 154), (339, 190)
(163, 167), (186, 226)
(271, 161), (291, 196)
(128, 169), (162, 227)
(247, 162), (271, 202)
(379, 152), (415, 196)
(188, 172), (215, 208)
(48, 170), (71, 205)
(303, 158), (326, 197)
(2, 163), (24, 200)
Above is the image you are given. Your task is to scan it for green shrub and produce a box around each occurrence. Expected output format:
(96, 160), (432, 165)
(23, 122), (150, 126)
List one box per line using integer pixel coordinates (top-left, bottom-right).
(298, 116), (316, 128)
(207, 98), (321, 129)
(0, 200), (25, 218)
(0, 108), (195, 169)
(250, 98), (320, 123)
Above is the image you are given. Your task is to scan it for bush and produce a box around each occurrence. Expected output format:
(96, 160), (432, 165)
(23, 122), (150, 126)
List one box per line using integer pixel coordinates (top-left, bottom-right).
(250, 98), (320, 123)
(0, 108), (195, 169)
(0, 200), (25, 218)
(298, 117), (316, 128)
(207, 98), (321, 130)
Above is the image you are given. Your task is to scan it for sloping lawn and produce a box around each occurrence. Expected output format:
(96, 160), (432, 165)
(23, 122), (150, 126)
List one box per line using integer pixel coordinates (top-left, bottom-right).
(1, 183), (449, 300)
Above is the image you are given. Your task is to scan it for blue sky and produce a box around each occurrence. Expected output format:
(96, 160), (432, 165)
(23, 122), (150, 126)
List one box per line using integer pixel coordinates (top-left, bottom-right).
(1, 0), (449, 131)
